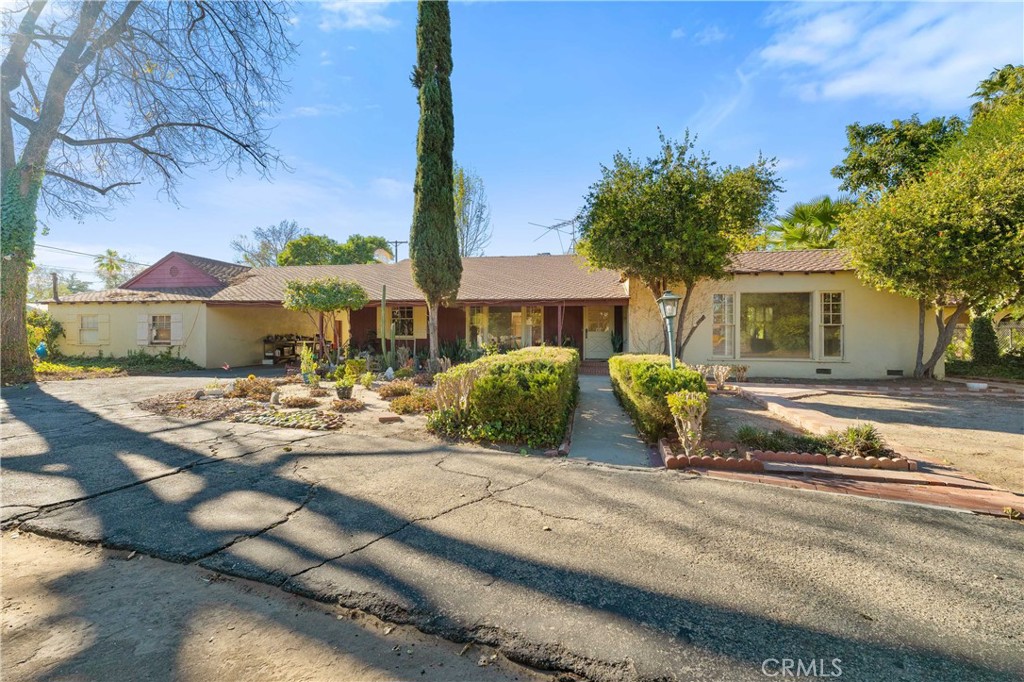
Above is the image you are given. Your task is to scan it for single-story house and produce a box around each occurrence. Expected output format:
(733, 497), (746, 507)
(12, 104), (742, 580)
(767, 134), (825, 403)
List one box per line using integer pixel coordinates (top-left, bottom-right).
(46, 249), (944, 379)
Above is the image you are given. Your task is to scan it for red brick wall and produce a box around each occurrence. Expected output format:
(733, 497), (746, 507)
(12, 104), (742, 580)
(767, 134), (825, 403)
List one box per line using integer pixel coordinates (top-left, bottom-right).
(126, 254), (221, 289)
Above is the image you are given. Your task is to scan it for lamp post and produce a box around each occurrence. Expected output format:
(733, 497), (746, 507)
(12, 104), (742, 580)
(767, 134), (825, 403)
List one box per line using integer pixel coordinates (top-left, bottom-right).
(656, 290), (682, 369)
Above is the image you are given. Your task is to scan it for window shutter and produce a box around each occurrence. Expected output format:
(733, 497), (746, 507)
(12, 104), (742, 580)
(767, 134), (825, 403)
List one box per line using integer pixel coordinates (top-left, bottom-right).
(170, 313), (184, 345)
(97, 314), (110, 343)
(137, 314), (149, 345)
(66, 314), (80, 343)
(413, 306), (427, 338)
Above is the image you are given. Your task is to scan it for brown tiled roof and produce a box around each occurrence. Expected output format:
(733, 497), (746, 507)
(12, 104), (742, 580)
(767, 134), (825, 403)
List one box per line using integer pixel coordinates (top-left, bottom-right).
(48, 287), (222, 303)
(173, 252), (250, 283)
(210, 254), (629, 304)
(727, 249), (852, 274)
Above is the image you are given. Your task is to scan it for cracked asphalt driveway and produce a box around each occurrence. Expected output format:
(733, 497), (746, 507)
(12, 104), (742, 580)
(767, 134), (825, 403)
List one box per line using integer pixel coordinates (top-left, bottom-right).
(3, 374), (1024, 681)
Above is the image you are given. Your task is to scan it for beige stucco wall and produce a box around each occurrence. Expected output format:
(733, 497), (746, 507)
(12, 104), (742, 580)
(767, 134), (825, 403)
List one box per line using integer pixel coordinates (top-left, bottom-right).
(627, 272), (945, 379)
(205, 306), (339, 369)
(47, 302), (208, 367)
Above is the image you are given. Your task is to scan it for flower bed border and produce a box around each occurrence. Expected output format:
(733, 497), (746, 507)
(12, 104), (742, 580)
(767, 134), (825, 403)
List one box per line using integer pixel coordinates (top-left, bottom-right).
(657, 439), (916, 472)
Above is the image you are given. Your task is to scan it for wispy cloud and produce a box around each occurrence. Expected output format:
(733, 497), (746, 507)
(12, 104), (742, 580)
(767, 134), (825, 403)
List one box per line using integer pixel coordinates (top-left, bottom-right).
(279, 104), (352, 119)
(694, 25), (727, 45)
(687, 68), (753, 134)
(759, 2), (1023, 108)
(319, 50), (333, 67)
(370, 177), (411, 200)
(670, 27), (686, 40)
(319, 1), (396, 32)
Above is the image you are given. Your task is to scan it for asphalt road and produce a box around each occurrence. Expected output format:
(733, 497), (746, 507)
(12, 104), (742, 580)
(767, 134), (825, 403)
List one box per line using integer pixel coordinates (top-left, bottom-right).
(3, 374), (1023, 681)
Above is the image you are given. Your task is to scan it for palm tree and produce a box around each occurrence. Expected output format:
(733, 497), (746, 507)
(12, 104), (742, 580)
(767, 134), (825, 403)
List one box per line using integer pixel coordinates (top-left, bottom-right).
(94, 249), (125, 289)
(766, 195), (854, 250)
(971, 64), (1024, 119)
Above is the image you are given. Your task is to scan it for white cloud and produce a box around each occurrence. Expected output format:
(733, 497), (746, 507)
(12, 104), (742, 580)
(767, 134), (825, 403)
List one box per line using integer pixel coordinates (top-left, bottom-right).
(670, 27), (686, 40)
(319, 1), (396, 32)
(694, 25), (727, 45)
(687, 68), (753, 134)
(370, 177), (411, 200)
(760, 2), (1024, 109)
(279, 104), (352, 119)
(319, 50), (333, 67)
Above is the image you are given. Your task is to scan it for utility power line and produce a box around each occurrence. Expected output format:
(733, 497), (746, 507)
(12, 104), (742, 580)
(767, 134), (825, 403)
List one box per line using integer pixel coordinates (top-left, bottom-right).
(35, 243), (151, 267)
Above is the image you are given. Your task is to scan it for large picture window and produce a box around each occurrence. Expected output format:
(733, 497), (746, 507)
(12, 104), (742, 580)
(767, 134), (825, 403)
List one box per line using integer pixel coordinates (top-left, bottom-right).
(740, 293), (811, 359)
(821, 292), (843, 358)
(711, 294), (734, 357)
(466, 305), (544, 350)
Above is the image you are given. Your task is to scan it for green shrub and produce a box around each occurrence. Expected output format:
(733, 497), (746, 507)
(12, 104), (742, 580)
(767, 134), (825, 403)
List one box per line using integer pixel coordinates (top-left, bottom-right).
(735, 424), (891, 457)
(667, 390), (708, 457)
(609, 354), (707, 441)
(359, 371), (375, 389)
(428, 346), (579, 448)
(394, 367), (414, 379)
(26, 310), (64, 355)
(822, 424), (890, 458)
(345, 358), (367, 378)
(391, 388), (437, 414)
(970, 315), (1000, 364)
(378, 379), (415, 398)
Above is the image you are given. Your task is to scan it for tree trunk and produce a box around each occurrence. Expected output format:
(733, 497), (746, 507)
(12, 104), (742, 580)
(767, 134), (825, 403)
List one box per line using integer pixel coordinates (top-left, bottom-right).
(427, 299), (439, 362)
(675, 282), (706, 359)
(920, 301), (969, 378)
(645, 278), (668, 355)
(913, 299), (927, 378)
(1, 168), (42, 384)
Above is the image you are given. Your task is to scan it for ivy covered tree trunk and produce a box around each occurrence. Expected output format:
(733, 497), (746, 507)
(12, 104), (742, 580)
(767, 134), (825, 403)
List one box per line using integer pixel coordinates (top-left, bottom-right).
(409, 0), (461, 363)
(1, 168), (42, 384)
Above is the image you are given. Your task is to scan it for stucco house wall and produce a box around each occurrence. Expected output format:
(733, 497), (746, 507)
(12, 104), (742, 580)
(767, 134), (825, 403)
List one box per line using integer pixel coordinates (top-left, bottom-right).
(627, 271), (944, 379)
(204, 305), (323, 370)
(47, 301), (208, 368)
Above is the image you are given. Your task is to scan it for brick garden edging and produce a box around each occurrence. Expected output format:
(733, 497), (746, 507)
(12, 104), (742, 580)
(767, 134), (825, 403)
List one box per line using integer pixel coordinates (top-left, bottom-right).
(658, 438), (916, 472)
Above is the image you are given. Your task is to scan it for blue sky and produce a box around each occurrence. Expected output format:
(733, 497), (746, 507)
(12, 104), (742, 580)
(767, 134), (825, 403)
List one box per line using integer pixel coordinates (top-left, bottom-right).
(38, 1), (1024, 284)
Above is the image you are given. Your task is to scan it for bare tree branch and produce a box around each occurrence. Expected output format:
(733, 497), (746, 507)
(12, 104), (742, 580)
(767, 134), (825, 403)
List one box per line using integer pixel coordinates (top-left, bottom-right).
(45, 169), (139, 195)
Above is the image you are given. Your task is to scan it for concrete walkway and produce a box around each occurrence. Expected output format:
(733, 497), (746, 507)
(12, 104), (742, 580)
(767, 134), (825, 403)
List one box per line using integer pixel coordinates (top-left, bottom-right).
(569, 375), (651, 466)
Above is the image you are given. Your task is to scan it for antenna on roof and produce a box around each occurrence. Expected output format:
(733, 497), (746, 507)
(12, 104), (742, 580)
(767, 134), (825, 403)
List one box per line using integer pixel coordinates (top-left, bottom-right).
(529, 217), (580, 254)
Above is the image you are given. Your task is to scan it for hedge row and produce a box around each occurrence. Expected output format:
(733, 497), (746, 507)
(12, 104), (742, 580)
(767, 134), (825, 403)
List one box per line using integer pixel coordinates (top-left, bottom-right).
(429, 346), (580, 448)
(609, 354), (708, 442)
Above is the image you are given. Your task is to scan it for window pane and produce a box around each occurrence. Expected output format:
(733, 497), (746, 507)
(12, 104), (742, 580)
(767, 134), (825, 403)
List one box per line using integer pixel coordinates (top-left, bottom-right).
(823, 326), (842, 358)
(740, 293), (811, 359)
(524, 306), (543, 346)
(487, 306), (516, 349)
(469, 306), (485, 347)
(392, 306), (414, 337)
(712, 324), (733, 356)
(152, 315), (171, 344)
(712, 294), (733, 324)
(81, 315), (99, 330)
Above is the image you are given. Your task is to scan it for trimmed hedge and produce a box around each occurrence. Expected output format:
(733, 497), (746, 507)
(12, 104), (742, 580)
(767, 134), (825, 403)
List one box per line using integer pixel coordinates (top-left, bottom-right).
(609, 354), (708, 442)
(429, 346), (580, 448)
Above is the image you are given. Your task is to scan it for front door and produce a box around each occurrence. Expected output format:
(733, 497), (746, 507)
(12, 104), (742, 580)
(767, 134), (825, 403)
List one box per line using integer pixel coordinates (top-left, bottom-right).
(584, 306), (614, 360)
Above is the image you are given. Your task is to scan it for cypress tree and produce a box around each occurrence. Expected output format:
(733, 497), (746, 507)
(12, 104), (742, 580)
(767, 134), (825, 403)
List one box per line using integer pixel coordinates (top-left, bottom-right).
(970, 314), (1000, 364)
(410, 0), (461, 363)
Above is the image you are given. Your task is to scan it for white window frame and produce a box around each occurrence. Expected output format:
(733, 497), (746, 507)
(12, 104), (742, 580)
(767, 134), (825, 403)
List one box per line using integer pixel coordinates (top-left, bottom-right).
(151, 314), (172, 345)
(710, 293), (735, 358)
(820, 291), (844, 359)
(391, 305), (415, 338)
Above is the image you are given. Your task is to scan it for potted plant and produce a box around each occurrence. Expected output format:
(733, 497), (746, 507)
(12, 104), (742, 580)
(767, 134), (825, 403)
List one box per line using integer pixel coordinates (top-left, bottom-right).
(335, 376), (355, 399)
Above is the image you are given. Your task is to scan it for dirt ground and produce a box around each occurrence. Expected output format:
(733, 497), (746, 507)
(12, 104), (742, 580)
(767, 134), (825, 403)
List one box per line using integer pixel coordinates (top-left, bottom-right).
(141, 380), (433, 443)
(704, 392), (803, 443)
(1, 532), (557, 682)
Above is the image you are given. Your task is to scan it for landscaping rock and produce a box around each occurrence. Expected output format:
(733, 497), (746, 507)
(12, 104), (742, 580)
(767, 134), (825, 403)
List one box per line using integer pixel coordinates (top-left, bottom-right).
(378, 414), (403, 424)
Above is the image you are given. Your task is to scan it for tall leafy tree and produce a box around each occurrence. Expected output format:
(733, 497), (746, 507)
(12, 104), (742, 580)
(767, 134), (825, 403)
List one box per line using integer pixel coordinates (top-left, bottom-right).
(578, 132), (780, 355)
(831, 115), (966, 200)
(453, 162), (491, 257)
(277, 234), (391, 265)
(766, 195), (854, 250)
(409, 0), (460, 362)
(231, 219), (309, 267)
(27, 267), (90, 302)
(843, 105), (1024, 378)
(971, 64), (1024, 119)
(282, 277), (368, 361)
(1, 1), (295, 382)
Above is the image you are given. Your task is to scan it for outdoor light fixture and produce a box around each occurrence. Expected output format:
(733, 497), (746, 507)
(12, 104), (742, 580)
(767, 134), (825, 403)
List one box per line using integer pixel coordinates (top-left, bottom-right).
(656, 290), (682, 369)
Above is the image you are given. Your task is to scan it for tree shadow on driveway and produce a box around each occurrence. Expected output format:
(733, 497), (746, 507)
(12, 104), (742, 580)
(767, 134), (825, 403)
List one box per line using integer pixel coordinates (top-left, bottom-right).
(3, 384), (1022, 681)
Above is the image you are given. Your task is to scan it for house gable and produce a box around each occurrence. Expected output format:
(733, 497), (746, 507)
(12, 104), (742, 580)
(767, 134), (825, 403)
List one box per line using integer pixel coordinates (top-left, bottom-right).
(123, 252), (244, 289)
